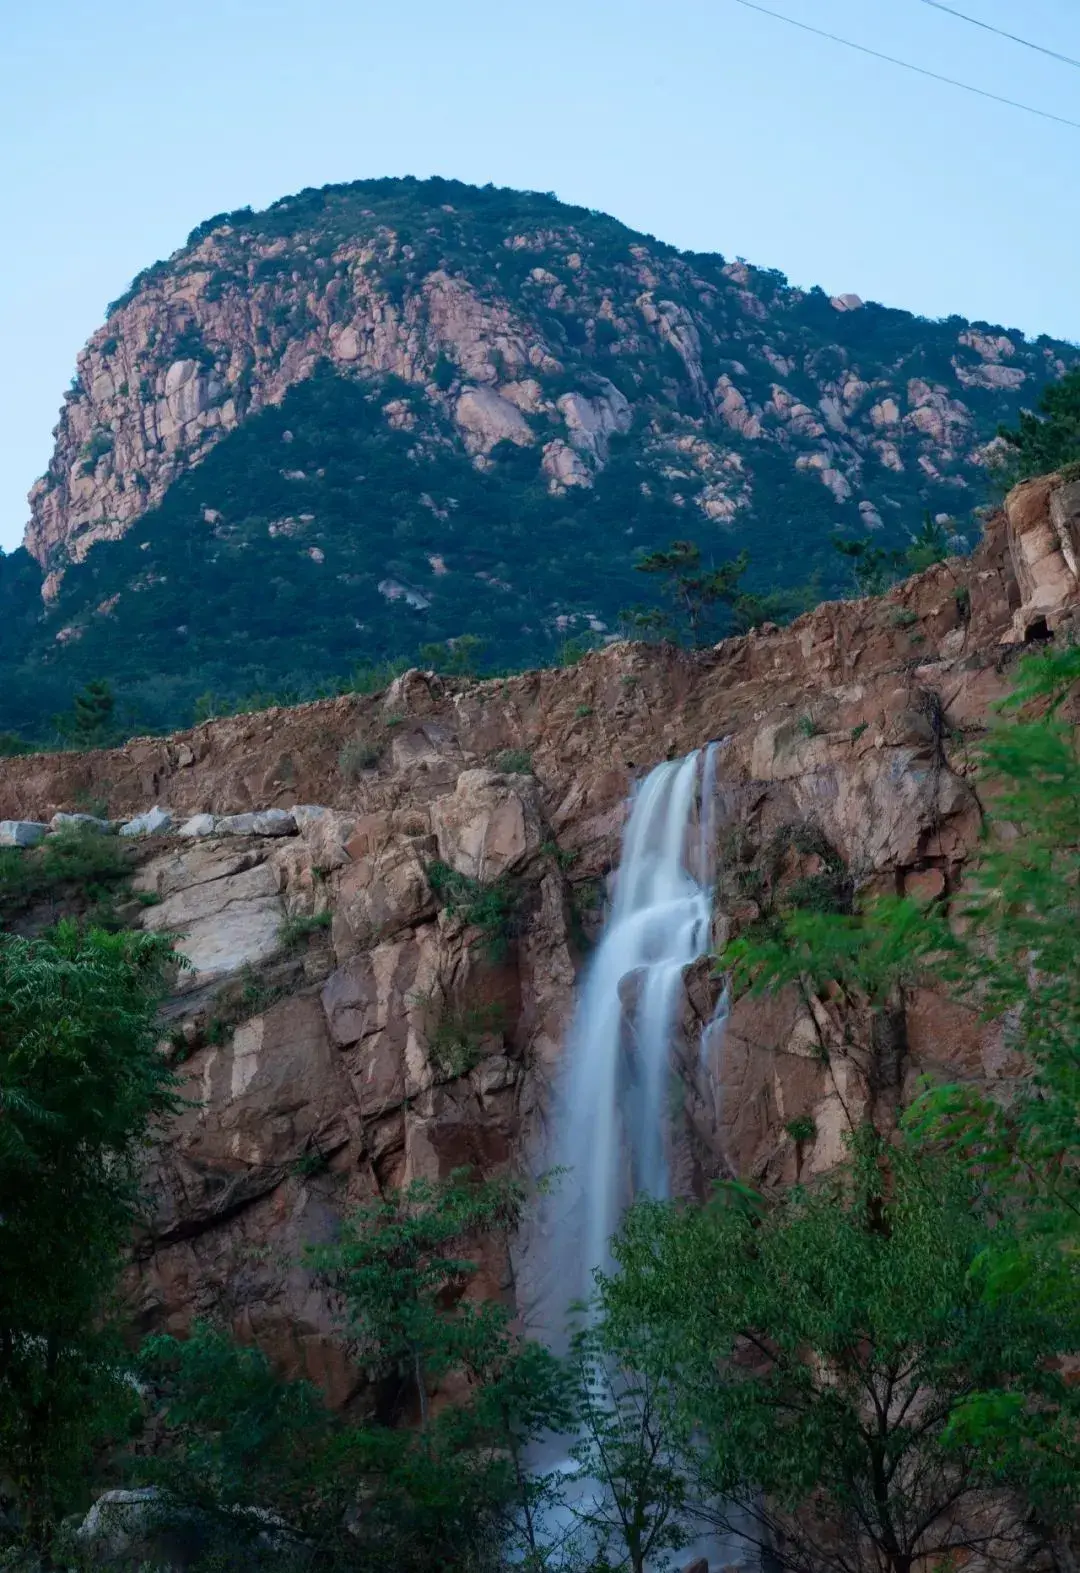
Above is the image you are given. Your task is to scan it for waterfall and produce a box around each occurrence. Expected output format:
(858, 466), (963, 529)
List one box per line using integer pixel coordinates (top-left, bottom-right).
(545, 744), (723, 1320)
(521, 746), (755, 1571)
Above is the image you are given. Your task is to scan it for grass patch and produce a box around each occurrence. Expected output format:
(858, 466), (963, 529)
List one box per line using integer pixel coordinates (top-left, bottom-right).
(204, 967), (288, 1044)
(427, 861), (521, 961)
(0, 828), (134, 924)
(785, 1115), (817, 1144)
(490, 748), (533, 775)
(418, 995), (506, 1079)
(279, 909), (333, 949)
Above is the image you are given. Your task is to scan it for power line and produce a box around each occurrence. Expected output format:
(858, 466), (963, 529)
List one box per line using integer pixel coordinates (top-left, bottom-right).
(919, 0), (1080, 72)
(732, 0), (1080, 130)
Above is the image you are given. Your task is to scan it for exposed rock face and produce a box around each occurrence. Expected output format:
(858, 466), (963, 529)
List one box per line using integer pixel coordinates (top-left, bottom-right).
(4, 475), (1078, 1398)
(22, 177), (1076, 598)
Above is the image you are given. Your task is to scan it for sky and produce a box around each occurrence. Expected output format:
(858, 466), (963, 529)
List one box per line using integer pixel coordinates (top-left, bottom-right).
(2, 0), (1079, 552)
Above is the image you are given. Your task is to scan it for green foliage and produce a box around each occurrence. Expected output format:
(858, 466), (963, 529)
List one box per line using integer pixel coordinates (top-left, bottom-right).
(835, 513), (950, 598)
(310, 1170), (523, 1409)
(784, 1114), (817, 1143)
(0, 733), (33, 759)
(568, 1325), (690, 1573)
(54, 679), (121, 751)
(999, 366), (1080, 480)
(427, 860), (521, 961)
(0, 924), (176, 1542)
(598, 1138), (1080, 1573)
(0, 826), (134, 924)
(418, 633), (488, 677)
(490, 747), (533, 775)
(905, 645), (1080, 1284)
(278, 909), (332, 949)
(418, 994), (505, 1079)
(627, 540), (752, 647)
(795, 712), (818, 737)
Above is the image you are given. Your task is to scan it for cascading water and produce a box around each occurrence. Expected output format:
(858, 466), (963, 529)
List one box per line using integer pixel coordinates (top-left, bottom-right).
(521, 745), (755, 1571)
(543, 743), (724, 1324)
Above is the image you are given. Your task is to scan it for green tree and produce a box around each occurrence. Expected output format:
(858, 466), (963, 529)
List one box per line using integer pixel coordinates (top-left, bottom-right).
(716, 643), (1080, 1561)
(833, 514), (951, 597)
(308, 1169), (529, 1429)
(0, 923), (176, 1547)
(598, 1139), (1080, 1573)
(626, 541), (751, 647)
(999, 365), (1080, 480)
(567, 1325), (689, 1573)
(55, 678), (120, 750)
(139, 1175), (576, 1572)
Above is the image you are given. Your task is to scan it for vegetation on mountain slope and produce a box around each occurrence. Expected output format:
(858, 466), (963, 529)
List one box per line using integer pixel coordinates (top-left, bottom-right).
(3, 175), (1077, 741)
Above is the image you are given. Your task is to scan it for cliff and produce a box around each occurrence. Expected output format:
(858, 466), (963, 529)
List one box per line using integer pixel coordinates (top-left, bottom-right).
(1, 470), (1076, 1400)
(4, 176), (1076, 738)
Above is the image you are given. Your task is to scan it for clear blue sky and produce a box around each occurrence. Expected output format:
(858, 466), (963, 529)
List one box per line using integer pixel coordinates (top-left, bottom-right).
(2, 0), (1079, 551)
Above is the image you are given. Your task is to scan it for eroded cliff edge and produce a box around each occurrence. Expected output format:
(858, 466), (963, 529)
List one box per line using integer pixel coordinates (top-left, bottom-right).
(2, 471), (1077, 1402)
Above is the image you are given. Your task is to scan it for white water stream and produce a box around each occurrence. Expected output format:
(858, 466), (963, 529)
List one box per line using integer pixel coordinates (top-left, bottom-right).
(524, 745), (754, 1569)
(547, 744), (724, 1314)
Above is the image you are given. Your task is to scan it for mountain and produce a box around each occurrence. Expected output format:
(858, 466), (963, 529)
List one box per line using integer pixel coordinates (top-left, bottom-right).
(2, 174), (1075, 738)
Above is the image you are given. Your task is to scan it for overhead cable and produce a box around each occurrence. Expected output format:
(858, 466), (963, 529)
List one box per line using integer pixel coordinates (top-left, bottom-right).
(919, 1), (1080, 73)
(732, 0), (1080, 130)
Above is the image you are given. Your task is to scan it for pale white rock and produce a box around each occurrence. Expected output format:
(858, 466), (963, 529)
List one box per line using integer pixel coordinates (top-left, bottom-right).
(331, 325), (361, 361)
(873, 440), (905, 473)
(378, 578), (431, 610)
(556, 380), (631, 464)
(137, 853), (285, 992)
(0, 821), (47, 847)
(49, 812), (113, 834)
(714, 376), (763, 440)
(869, 398), (901, 429)
(454, 386), (535, 456)
(958, 329), (1015, 361)
(542, 439), (592, 490)
(76, 1488), (168, 1561)
(821, 467), (853, 502)
(119, 806), (173, 838)
(954, 359), (1026, 392)
(178, 813), (219, 838)
(218, 809), (297, 837)
(829, 293), (864, 312)
(290, 804), (330, 831)
(499, 379), (545, 413)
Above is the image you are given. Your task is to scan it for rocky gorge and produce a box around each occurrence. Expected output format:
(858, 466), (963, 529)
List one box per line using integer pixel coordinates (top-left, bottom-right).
(2, 466), (1077, 1424)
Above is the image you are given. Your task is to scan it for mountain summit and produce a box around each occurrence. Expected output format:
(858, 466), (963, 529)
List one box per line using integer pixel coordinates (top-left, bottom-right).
(3, 175), (1075, 735)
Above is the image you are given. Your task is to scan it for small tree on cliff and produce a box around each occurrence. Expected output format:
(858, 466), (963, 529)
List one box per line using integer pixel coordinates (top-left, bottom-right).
(0, 922), (175, 1547)
(625, 540), (752, 646)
